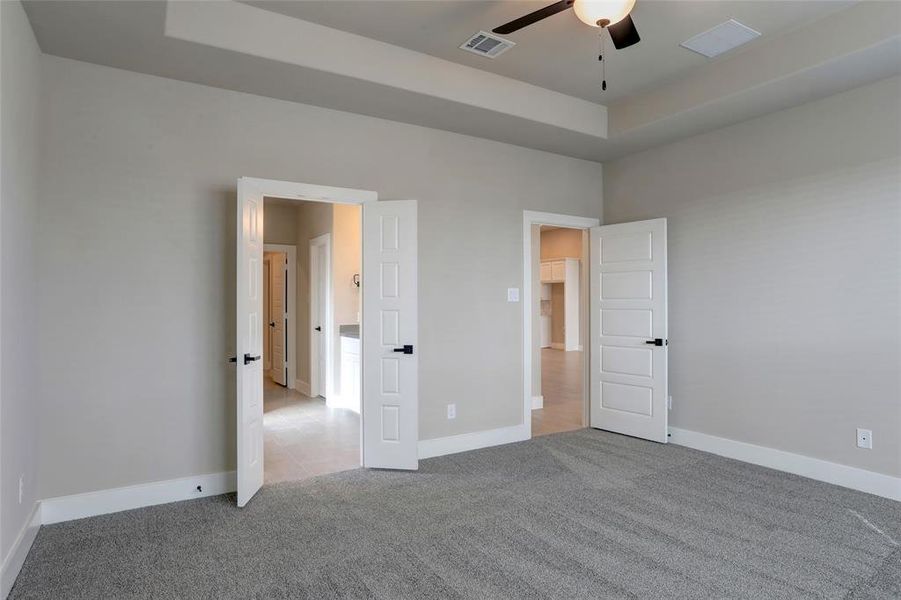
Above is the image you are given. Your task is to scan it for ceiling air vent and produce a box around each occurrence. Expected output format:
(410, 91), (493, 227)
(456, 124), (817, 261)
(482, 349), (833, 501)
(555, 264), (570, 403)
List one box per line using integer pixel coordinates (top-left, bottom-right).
(680, 19), (761, 58)
(459, 31), (515, 58)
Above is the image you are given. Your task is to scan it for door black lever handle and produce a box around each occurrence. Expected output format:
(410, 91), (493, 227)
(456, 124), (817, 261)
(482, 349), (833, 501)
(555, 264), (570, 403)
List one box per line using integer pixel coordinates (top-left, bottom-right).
(314, 326), (322, 332)
(269, 322), (276, 327)
(645, 339), (666, 346)
(393, 345), (414, 355)
(243, 353), (261, 364)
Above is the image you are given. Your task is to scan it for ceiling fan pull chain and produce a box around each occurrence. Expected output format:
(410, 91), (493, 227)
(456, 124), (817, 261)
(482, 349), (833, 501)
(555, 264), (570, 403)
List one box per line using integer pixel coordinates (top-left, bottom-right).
(599, 33), (607, 91)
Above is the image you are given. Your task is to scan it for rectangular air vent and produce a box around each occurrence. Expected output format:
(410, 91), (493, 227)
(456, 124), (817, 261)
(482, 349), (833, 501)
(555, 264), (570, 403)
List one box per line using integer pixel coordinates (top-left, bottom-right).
(459, 31), (515, 58)
(680, 19), (761, 58)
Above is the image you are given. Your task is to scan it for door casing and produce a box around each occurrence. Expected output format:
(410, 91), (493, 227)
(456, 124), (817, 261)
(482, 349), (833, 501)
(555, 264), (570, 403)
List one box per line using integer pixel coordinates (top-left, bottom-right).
(235, 177), (380, 506)
(522, 211), (600, 439)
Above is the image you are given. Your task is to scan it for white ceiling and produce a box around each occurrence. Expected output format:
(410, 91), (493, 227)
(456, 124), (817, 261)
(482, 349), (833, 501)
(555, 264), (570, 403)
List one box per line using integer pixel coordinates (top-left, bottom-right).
(244, 1), (853, 103)
(21, 1), (901, 161)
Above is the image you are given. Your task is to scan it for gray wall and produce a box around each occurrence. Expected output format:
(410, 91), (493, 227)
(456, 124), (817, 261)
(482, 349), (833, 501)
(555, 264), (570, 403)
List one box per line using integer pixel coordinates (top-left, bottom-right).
(604, 76), (901, 477)
(36, 56), (603, 498)
(1, 0), (41, 558)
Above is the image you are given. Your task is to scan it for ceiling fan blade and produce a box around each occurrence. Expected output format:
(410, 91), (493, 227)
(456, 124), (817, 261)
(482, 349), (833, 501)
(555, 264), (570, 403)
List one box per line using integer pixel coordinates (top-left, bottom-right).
(492, 0), (575, 35)
(607, 14), (641, 49)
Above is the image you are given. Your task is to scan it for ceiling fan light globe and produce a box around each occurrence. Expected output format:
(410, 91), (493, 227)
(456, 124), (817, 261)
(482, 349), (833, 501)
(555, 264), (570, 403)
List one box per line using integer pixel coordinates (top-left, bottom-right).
(573, 0), (636, 28)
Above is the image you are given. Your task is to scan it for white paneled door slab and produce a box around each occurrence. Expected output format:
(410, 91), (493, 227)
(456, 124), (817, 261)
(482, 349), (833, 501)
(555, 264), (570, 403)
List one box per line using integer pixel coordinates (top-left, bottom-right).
(236, 178), (265, 506)
(362, 200), (419, 470)
(589, 219), (668, 443)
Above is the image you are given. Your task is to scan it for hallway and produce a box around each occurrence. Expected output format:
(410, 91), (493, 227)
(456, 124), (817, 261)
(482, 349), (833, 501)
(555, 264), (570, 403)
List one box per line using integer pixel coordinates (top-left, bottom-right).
(263, 379), (360, 484)
(532, 348), (584, 437)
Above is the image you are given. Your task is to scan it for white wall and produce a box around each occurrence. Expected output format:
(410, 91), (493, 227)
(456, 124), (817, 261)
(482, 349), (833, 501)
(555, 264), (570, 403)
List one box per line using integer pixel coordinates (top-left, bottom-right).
(36, 56), (603, 498)
(1, 0), (41, 564)
(604, 76), (901, 478)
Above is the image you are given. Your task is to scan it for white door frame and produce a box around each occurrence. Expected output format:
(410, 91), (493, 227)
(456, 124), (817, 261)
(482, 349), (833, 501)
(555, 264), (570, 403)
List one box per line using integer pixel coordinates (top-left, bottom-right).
(309, 233), (332, 400)
(264, 243), (297, 390)
(237, 177), (377, 505)
(522, 211), (600, 439)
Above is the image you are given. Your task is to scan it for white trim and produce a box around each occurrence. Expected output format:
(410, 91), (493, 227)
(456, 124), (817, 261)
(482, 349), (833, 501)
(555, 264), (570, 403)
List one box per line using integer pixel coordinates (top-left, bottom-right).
(241, 177), (376, 205)
(418, 424), (529, 460)
(523, 211), (599, 439)
(41, 471), (236, 525)
(1, 503), (41, 599)
(295, 379), (311, 396)
(531, 395), (544, 410)
(264, 243), (297, 390)
(669, 427), (901, 502)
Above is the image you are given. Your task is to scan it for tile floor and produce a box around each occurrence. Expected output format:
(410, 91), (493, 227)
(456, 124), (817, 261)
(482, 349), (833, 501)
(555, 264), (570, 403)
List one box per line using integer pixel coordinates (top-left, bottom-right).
(532, 348), (585, 437)
(263, 378), (360, 484)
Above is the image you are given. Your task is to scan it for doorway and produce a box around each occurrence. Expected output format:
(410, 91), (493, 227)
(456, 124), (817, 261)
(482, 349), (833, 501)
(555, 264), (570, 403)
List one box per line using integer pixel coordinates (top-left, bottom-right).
(522, 211), (670, 445)
(236, 177), (420, 506)
(263, 244), (295, 388)
(533, 226), (587, 436)
(261, 199), (359, 485)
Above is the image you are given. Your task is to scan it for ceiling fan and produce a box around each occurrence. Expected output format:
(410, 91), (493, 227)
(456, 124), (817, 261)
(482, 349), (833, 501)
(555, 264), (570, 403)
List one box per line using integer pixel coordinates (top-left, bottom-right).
(493, 0), (641, 50)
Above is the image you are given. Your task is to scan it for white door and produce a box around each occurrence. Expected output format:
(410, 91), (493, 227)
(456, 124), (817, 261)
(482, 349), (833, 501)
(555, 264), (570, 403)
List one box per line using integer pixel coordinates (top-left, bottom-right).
(270, 252), (287, 386)
(263, 258), (271, 371)
(362, 200), (418, 470)
(589, 218), (668, 443)
(236, 178), (265, 506)
(310, 235), (330, 398)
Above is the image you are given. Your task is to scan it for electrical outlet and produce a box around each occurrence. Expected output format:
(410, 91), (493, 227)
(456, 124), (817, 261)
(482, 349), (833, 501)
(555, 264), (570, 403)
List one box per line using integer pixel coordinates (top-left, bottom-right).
(856, 428), (872, 449)
(18, 475), (24, 504)
(447, 403), (456, 419)
(507, 287), (520, 302)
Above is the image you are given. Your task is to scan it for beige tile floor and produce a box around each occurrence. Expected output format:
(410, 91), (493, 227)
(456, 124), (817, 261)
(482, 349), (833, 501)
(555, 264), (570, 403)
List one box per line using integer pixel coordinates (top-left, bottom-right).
(532, 348), (585, 437)
(263, 378), (360, 484)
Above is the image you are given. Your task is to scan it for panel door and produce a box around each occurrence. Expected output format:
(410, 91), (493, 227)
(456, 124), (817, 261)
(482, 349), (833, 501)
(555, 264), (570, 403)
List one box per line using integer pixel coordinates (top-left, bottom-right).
(589, 219), (668, 442)
(362, 200), (418, 470)
(271, 252), (287, 386)
(236, 178), (265, 506)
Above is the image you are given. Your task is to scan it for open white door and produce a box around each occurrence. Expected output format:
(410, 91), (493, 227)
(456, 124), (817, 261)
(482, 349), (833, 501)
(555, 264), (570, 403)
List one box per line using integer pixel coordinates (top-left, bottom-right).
(362, 200), (418, 470)
(589, 218), (668, 443)
(236, 178), (265, 506)
(270, 252), (287, 386)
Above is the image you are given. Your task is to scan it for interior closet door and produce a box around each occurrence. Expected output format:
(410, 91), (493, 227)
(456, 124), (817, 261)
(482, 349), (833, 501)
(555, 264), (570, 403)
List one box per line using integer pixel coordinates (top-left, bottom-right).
(589, 218), (668, 442)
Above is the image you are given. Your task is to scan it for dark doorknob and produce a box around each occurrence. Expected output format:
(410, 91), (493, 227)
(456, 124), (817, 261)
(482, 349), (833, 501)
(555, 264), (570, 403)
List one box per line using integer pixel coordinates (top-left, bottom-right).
(243, 353), (261, 365)
(269, 322), (276, 327)
(314, 326), (322, 332)
(644, 338), (666, 346)
(393, 345), (414, 355)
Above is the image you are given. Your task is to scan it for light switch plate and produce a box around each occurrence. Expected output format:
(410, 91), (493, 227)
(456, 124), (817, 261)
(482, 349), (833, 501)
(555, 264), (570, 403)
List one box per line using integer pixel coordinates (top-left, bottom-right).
(507, 287), (520, 302)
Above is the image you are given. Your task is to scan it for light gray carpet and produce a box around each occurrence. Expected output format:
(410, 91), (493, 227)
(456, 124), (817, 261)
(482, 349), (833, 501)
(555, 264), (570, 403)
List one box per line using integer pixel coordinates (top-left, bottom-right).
(11, 429), (901, 599)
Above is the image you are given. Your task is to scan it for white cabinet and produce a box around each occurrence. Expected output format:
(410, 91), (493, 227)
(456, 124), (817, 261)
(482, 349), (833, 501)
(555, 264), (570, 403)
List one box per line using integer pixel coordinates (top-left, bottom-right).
(539, 262), (553, 283)
(539, 257), (580, 351)
(339, 335), (361, 413)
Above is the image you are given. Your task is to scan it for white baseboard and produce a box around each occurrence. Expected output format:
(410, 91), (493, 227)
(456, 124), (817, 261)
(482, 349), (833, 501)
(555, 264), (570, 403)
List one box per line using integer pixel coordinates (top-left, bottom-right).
(531, 395), (544, 410)
(1, 502), (41, 599)
(295, 379), (310, 396)
(669, 427), (901, 502)
(419, 424), (529, 460)
(41, 471), (236, 525)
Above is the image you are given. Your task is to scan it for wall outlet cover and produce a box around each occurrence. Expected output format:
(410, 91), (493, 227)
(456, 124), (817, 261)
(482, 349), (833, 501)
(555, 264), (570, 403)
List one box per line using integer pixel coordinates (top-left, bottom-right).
(856, 428), (872, 449)
(447, 404), (456, 419)
(507, 287), (520, 302)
